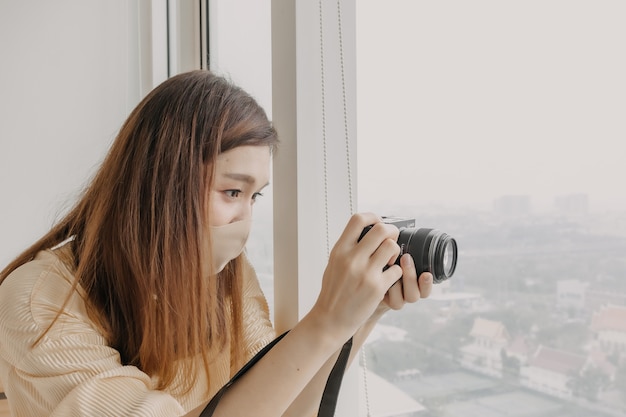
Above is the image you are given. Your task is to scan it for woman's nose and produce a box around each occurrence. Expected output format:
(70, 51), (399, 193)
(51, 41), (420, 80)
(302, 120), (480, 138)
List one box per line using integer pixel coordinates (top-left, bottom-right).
(233, 201), (252, 222)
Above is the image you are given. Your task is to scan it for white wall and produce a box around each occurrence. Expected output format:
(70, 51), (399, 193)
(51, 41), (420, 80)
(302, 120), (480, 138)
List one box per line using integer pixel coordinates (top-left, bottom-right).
(0, 0), (274, 269)
(0, 1), (143, 267)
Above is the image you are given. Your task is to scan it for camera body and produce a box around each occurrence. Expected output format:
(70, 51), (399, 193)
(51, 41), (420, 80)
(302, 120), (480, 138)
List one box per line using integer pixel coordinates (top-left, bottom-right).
(380, 216), (416, 229)
(360, 216), (457, 284)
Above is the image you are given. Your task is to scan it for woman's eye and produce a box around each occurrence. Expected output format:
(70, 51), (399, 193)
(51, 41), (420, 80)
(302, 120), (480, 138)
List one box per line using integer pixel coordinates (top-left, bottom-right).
(252, 192), (264, 202)
(224, 190), (241, 198)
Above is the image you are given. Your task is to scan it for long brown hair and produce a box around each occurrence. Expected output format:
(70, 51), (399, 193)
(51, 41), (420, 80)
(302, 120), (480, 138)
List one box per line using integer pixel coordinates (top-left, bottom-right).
(0, 70), (278, 393)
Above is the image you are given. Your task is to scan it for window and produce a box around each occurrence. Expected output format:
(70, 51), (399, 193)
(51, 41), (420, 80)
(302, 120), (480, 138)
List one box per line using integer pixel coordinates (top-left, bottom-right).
(356, 1), (626, 415)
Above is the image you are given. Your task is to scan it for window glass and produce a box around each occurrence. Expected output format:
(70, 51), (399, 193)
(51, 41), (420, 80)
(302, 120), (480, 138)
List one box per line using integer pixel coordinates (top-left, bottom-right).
(357, 1), (626, 416)
(246, 184), (275, 320)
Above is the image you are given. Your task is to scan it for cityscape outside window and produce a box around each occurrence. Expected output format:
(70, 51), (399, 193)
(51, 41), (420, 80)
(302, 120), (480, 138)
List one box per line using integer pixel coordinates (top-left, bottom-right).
(355, 1), (626, 416)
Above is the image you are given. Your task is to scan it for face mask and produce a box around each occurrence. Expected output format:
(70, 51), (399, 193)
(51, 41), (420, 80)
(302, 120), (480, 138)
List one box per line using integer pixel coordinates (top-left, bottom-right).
(208, 219), (251, 275)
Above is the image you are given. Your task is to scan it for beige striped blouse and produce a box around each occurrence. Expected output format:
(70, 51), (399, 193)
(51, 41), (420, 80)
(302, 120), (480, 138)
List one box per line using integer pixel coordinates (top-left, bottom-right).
(0, 247), (275, 417)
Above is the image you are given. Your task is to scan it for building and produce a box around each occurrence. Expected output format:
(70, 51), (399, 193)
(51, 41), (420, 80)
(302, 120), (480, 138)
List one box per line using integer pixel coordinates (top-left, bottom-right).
(520, 346), (587, 399)
(554, 193), (589, 217)
(460, 318), (510, 378)
(590, 305), (626, 358)
(556, 279), (589, 312)
(505, 335), (533, 365)
(493, 195), (531, 217)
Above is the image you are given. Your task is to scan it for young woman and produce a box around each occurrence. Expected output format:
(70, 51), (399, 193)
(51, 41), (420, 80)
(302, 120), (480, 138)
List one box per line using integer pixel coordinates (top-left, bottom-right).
(0, 70), (432, 417)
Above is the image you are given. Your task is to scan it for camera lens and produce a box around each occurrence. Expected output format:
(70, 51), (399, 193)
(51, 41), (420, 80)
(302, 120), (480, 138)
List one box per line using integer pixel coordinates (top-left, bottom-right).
(442, 239), (456, 277)
(398, 228), (457, 283)
(359, 224), (458, 284)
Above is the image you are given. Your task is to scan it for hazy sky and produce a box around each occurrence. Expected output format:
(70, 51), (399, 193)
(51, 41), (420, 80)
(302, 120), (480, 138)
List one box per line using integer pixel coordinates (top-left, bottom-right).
(356, 1), (625, 213)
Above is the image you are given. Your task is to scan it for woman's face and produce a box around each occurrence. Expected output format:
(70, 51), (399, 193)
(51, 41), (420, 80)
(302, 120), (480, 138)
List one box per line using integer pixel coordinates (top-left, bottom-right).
(209, 145), (271, 227)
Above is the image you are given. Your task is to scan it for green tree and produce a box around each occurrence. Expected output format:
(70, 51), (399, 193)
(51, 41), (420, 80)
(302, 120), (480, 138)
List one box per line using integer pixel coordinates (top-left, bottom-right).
(567, 367), (610, 402)
(615, 364), (626, 401)
(500, 348), (520, 382)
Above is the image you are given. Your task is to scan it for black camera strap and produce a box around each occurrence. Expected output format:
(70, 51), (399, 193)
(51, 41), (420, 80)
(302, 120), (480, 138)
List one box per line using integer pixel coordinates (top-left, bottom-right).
(317, 336), (353, 416)
(199, 331), (353, 417)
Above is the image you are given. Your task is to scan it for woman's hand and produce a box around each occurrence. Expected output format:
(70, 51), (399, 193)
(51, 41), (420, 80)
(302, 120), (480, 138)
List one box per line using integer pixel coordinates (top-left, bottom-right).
(310, 213), (421, 341)
(377, 255), (433, 317)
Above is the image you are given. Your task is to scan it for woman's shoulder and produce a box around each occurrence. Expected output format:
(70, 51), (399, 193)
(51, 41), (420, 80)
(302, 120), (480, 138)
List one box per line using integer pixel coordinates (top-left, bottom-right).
(0, 246), (85, 336)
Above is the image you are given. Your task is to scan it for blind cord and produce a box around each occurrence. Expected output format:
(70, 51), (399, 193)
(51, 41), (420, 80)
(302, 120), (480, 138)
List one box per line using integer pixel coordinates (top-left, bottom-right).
(319, 1), (369, 415)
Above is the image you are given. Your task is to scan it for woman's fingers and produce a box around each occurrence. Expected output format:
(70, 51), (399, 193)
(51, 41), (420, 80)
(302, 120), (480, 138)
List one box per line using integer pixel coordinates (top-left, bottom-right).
(400, 254), (421, 303)
(417, 271), (433, 299)
(384, 280), (405, 310)
(385, 255), (434, 310)
(335, 212), (381, 249)
(316, 213), (435, 337)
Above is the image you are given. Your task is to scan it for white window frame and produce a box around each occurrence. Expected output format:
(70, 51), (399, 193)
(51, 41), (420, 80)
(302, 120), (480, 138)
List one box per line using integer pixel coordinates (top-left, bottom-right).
(271, 1), (360, 413)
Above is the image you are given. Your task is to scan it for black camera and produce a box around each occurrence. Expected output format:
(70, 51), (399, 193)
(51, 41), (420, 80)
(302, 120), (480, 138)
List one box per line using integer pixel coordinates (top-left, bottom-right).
(359, 217), (458, 283)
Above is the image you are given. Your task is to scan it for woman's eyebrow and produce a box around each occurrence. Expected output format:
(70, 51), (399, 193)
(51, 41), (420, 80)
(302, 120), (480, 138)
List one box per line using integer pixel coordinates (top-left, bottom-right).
(223, 172), (255, 184)
(223, 172), (269, 188)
